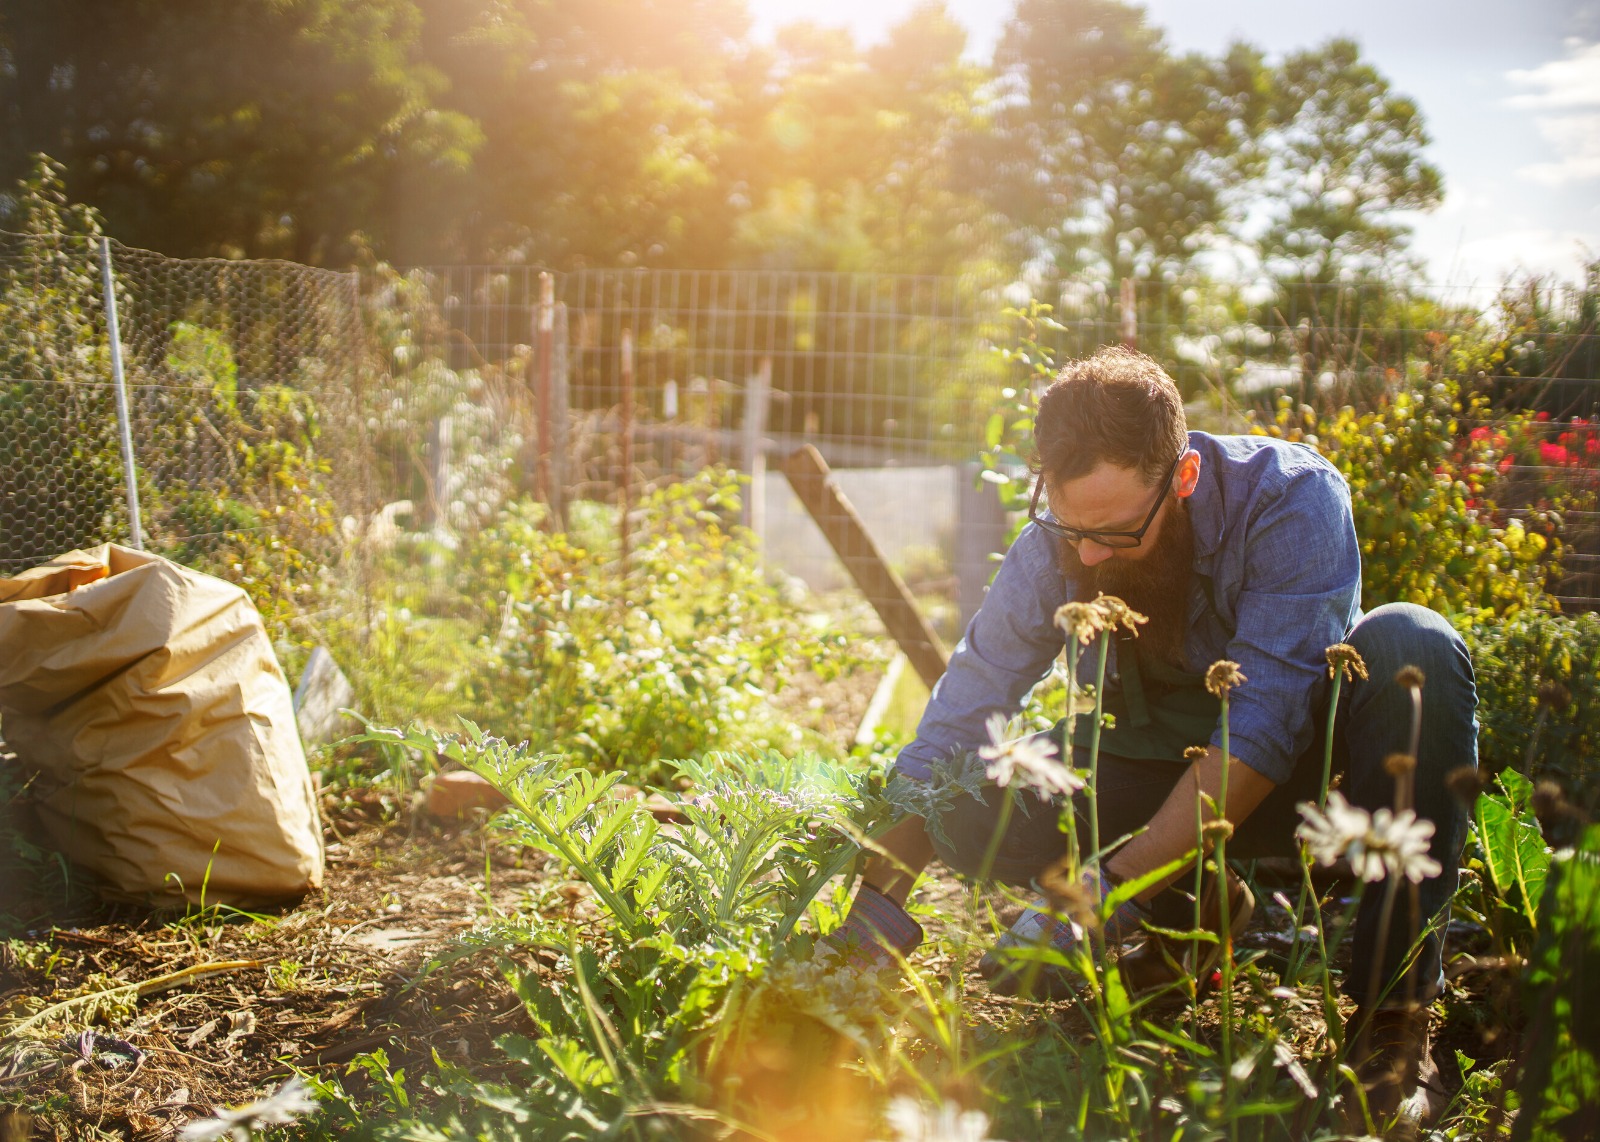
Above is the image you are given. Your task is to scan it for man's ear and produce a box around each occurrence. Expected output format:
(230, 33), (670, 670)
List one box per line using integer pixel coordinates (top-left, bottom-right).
(1174, 449), (1201, 499)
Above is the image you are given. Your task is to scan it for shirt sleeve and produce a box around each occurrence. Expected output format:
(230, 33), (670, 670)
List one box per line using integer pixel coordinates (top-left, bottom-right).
(1210, 467), (1361, 784)
(892, 523), (1070, 781)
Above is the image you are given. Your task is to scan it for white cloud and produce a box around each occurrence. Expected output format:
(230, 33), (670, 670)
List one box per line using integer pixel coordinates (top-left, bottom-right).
(1508, 42), (1600, 108)
(1456, 227), (1597, 279)
(1508, 41), (1600, 186)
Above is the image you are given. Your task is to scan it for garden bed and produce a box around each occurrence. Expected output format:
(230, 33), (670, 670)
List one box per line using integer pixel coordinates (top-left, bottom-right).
(2, 792), (1512, 1142)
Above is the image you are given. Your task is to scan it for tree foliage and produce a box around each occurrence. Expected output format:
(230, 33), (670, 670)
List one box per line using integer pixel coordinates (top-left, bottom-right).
(0, 0), (1440, 282)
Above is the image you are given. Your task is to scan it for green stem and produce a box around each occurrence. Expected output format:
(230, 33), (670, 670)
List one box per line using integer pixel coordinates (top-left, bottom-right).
(1320, 672), (1344, 808)
(1192, 761), (1206, 1028)
(1063, 641), (1082, 875)
(1289, 670), (1342, 986)
(1087, 634), (1111, 867)
(978, 789), (1017, 884)
(1218, 693), (1234, 1119)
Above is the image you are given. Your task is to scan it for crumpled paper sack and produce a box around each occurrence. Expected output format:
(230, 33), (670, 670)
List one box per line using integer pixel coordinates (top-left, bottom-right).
(0, 544), (323, 907)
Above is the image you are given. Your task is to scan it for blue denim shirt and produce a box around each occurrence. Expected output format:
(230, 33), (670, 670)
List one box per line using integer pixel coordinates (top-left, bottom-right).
(896, 431), (1362, 786)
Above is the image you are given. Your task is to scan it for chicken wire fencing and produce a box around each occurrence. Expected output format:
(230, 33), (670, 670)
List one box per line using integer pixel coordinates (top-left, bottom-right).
(0, 233), (367, 577)
(396, 265), (1600, 612)
(4, 240), (1599, 617)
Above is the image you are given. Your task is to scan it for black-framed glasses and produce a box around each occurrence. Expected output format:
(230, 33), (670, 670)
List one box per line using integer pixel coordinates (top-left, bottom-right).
(1028, 452), (1183, 549)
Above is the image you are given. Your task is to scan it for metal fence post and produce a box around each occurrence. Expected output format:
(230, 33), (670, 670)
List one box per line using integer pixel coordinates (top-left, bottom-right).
(1120, 276), (1138, 350)
(99, 237), (144, 551)
(742, 356), (771, 542)
(619, 327), (634, 587)
(536, 271), (554, 521)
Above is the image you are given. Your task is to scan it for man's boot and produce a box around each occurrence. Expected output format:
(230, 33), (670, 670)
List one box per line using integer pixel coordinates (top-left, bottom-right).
(1341, 1007), (1443, 1138)
(1120, 864), (1254, 996)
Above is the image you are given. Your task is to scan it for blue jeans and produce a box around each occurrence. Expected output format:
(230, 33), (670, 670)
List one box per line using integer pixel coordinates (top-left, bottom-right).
(925, 603), (1477, 1007)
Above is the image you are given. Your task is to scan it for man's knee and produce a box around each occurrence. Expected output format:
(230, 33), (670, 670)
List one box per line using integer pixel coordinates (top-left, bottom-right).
(1348, 602), (1470, 683)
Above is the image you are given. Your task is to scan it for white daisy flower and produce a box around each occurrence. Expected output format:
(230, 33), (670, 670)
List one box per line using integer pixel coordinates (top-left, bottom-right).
(1296, 793), (1441, 883)
(180, 1079), (319, 1142)
(1295, 791), (1371, 867)
(1364, 807), (1442, 884)
(879, 1096), (1011, 1142)
(978, 713), (1083, 800)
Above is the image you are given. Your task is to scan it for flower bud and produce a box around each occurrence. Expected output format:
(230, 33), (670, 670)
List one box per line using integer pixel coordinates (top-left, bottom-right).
(1536, 680), (1572, 709)
(1445, 765), (1486, 806)
(1394, 665), (1426, 691)
(1384, 753), (1417, 778)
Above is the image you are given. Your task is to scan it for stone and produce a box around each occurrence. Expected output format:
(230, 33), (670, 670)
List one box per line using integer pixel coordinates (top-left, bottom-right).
(293, 646), (356, 745)
(428, 770), (510, 818)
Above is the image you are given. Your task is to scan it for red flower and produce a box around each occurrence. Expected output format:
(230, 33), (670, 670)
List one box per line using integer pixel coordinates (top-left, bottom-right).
(1540, 442), (1571, 466)
(1470, 426), (1490, 441)
(1499, 456), (1515, 474)
(1587, 438), (1600, 456)
(1538, 411), (1552, 421)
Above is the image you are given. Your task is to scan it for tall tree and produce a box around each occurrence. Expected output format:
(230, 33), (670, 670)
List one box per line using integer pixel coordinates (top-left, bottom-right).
(1254, 38), (1443, 290)
(0, 0), (480, 263)
(725, 4), (999, 276)
(968, 0), (1270, 285)
(412, 0), (752, 266)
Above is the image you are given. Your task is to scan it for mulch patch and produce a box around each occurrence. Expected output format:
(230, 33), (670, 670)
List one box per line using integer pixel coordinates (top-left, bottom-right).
(0, 802), (566, 1142)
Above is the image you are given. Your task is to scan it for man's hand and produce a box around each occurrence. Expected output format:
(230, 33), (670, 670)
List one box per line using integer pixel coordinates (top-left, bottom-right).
(1105, 745), (1276, 900)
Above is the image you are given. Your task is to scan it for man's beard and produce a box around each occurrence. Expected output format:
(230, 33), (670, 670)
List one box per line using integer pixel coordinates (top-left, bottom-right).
(1060, 494), (1195, 668)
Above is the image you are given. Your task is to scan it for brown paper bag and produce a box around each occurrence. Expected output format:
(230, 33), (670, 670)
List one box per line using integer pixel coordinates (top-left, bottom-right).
(0, 544), (323, 907)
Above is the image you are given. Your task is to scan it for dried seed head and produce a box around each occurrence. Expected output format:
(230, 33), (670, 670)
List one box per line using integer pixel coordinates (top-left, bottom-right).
(1184, 745), (1209, 761)
(1394, 665), (1426, 691)
(1202, 819), (1235, 843)
(1054, 601), (1107, 646)
(1532, 781), (1565, 821)
(1325, 643), (1369, 682)
(1537, 680), (1572, 709)
(1445, 766), (1486, 806)
(1529, 780), (1591, 825)
(1091, 594), (1149, 637)
(1384, 753), (1417, 778)
(1039, 854), (1100, 931)
(1205, 660), (1247, 698)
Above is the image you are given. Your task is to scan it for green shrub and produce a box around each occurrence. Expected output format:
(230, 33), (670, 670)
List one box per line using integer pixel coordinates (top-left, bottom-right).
(1463, 607), (1600, 798)
(450, 474), (870, 781)
(1250, 384), (1555, 618)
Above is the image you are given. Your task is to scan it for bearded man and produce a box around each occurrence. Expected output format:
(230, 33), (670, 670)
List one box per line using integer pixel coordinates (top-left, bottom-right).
(829, 347), (1475, 1134)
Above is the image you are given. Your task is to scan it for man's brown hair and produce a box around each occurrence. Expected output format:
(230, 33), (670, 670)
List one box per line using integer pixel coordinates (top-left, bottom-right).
(1034, 346), (1188, 487)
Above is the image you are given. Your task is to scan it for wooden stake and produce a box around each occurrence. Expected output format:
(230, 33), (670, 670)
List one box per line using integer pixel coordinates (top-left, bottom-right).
(783, 445), (948, 689)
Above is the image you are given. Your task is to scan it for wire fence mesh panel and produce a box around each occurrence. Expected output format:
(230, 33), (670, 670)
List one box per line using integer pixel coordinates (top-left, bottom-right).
(6, 237), (1600, 615)
(0, 233), (130, 571)
(107, 243), (367, 563)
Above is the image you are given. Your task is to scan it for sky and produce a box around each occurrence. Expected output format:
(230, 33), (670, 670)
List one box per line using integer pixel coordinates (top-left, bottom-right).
(748, 0), (1600, 290)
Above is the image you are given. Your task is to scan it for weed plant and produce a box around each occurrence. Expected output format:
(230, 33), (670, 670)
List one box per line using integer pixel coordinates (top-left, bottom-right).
(287, 601), (1595, 1141)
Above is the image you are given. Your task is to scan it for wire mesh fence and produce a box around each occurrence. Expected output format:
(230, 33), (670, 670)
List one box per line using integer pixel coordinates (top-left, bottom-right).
(0, 233), (368, 578)
(4, 236), (1599, 619)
